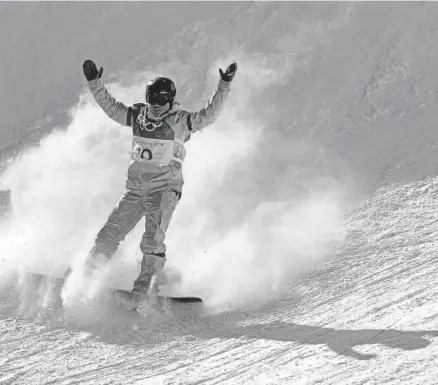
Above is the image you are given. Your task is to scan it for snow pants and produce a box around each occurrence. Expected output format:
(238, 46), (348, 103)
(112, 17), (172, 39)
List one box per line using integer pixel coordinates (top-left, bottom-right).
(88, 189), (180, 292)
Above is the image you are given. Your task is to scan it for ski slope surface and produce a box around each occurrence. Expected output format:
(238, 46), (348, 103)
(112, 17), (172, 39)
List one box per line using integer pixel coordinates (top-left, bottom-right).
(2, 2), (438, 384)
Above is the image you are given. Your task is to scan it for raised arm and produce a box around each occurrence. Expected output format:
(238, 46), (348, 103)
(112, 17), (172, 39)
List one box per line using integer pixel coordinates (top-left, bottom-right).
(186, 61), (237, 133)
(82, 60), (130, 126)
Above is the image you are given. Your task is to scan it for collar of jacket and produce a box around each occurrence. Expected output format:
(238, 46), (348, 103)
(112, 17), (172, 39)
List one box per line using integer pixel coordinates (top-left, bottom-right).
(146, 101), (184, 122)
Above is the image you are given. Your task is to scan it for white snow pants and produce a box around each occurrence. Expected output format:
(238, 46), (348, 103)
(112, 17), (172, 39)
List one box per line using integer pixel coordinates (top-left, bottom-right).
(88, 189), (180, 292)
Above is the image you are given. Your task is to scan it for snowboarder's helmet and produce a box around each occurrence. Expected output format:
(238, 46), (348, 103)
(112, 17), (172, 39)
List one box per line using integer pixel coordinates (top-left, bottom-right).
(146, 77), (176, 107)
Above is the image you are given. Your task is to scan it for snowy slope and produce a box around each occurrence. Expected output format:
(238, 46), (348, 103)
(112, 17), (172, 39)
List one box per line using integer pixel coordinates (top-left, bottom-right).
(2, 181), (438, 385)
(2, 2), (438, 384)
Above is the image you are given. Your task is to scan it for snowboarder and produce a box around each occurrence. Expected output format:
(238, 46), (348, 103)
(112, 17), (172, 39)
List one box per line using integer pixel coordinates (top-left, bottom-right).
(77, 59), (237, 299)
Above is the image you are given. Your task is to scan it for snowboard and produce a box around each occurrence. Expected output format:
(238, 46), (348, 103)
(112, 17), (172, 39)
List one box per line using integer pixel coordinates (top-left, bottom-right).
(24, 272), (203, 304)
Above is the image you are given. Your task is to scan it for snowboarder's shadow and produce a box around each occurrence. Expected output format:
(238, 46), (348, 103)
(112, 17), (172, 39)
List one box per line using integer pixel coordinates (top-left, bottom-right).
(64, 300), (438, 359)
(195, 319), (438, 360)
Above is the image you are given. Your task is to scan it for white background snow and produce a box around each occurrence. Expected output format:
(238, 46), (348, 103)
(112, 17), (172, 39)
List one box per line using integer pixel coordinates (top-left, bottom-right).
(1, 2), (438, 384)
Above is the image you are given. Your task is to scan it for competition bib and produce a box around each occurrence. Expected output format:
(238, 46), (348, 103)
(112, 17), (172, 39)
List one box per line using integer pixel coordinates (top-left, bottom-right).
(131, 137), (174, 166)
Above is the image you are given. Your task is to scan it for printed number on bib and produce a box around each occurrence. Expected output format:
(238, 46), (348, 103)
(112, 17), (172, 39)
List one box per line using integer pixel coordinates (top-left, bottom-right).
(136, 147), (153, 160)
(131, 138), (174, 166)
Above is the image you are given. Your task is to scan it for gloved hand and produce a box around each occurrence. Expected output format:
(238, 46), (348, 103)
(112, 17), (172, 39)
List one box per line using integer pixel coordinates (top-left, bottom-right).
(219, 61), (238, 82)
(82, 60), (104, 81)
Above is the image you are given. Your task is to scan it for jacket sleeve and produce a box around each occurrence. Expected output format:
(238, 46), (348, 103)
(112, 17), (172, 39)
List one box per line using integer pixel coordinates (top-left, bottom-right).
(87, 78), (130, 126)
(184, 79), (232, 133)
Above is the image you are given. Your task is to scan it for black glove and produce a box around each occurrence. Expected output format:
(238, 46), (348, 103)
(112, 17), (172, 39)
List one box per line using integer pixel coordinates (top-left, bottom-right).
(219, 61), (237, 82)
(82, 60), (103, 81)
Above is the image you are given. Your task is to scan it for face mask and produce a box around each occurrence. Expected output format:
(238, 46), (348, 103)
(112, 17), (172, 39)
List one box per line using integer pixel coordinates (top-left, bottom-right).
(146, 92), (172, 117)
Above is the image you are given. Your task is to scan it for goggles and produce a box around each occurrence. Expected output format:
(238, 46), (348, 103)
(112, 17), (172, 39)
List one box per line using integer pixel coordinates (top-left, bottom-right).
(146, 92), (171, 106)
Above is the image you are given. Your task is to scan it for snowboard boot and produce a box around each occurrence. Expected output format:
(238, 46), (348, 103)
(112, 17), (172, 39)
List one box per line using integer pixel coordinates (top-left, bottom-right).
(131, 253), (166, 309)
